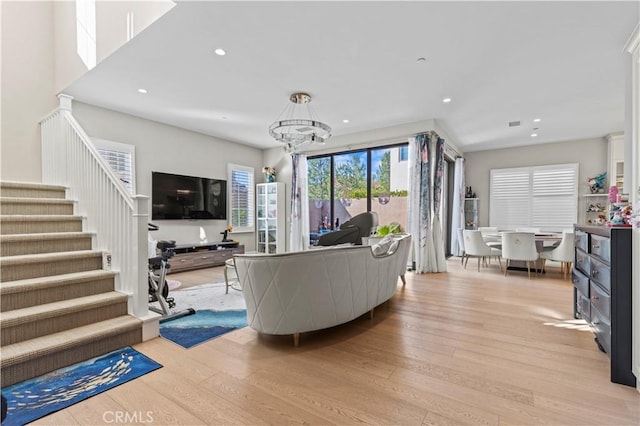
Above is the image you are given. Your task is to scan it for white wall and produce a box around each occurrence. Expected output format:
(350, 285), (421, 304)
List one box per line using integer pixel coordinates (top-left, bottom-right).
(623, 23), (639, 392)
(464, 137), (609, 227)
(1, 1), (57, 182)
(1, 0), (174, 183)
(96, 1), (175, 64)
(53, 1), (174, 94)
(72, 101), (263, 250)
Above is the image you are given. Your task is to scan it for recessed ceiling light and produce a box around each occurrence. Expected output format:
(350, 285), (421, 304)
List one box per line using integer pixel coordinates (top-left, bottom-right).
(137, 88), (147, 94)
(343, 119), (349, 123)
(214, 48), (226, 56)
(442, 98), (452, 103)
(533, 118), (541, 122)
(531, 133), (538, 137)
(416, 57), (426, 63)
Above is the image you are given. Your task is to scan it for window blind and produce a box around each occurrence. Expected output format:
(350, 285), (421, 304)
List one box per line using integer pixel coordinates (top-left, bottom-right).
(228, 164), (254, 231)
(490, 163), (578, 232)
(93, 138), (135, 195)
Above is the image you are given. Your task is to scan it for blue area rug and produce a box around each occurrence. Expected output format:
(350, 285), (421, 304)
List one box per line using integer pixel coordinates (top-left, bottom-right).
(2, 346), (161, 426)
(160, 309), (247, 348)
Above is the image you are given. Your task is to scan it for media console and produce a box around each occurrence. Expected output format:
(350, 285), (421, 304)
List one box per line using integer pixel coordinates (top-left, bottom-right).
(168, 241), (245, 273)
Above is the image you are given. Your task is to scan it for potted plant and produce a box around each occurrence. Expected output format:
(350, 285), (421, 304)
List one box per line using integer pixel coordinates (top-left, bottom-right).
(365, 222), (404, 245)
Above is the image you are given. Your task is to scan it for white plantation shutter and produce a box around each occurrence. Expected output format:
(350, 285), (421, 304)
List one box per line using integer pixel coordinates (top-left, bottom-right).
(532, 165), (578, 230)
(490, 168), (531, 230)
(93, 138), (135, 194)
(228, 164), (254, 232)
(490, 163), (578, 232)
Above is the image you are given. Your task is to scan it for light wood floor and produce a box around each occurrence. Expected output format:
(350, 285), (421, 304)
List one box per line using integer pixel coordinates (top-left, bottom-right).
(35, 258), (640, 425)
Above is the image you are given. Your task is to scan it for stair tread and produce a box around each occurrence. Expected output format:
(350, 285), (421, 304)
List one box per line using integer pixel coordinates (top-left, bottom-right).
(1, 291), (127, 324)
(0, 270), (116, 293)
(0, 232), (94, 242)
(0, 215), (83, 221)
(0, 197), (74, 204)
(0, 182), (67, 191)
(0, 249), (102, 265)
(0, 316), (142, 365)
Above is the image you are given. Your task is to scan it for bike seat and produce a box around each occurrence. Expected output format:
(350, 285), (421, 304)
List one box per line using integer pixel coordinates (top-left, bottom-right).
(157, 240), (176, 250)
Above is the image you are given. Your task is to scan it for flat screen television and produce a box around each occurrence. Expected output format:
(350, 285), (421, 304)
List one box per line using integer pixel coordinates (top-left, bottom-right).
(152, 172), (227, 220)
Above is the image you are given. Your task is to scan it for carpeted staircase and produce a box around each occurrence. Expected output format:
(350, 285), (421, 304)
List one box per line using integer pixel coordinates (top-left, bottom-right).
(0, 181), (143, 387)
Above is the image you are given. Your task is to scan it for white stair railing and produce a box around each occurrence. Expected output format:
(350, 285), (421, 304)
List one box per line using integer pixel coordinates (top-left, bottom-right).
(40, 94), (149, 318)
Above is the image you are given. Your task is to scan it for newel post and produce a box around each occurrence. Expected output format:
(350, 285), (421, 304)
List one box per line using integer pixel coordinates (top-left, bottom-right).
(132, 195), (150, 317)
(55, 94), (73, 186)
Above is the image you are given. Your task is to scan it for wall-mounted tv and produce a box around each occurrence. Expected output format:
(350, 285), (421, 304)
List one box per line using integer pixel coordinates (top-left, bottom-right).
(152, 172), (227, 220)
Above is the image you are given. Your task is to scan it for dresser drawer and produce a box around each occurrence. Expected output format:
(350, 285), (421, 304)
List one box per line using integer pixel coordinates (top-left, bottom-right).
(590, 281), (610, 320)
(575, 230), (588, 252)
(591, 305), (611, 355)
(590, 234), (610, 263)
(575, 249), (590, 277)
(589, 256), (611, 293)
(210, 249), (235, 263)
(572, 269), (589, 298)
(171, 255), (195, 271)
(576, 291), (590, 321)
(191, 252), (218, 268)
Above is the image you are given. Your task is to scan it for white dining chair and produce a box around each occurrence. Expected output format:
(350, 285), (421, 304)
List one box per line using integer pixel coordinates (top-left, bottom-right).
(478, 226), (501, 248)
(501, 232), (539, 279)
(539, 231), (575, 279)
(463, 230), (502, 272)
(478, 226), (499, 234)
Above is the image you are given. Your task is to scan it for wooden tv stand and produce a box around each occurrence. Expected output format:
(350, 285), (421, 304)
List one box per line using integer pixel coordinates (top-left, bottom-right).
(168, 242), (244, 273)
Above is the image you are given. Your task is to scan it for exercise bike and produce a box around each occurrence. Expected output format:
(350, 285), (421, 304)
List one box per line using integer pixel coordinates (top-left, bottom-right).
(148, 223), (195, 323)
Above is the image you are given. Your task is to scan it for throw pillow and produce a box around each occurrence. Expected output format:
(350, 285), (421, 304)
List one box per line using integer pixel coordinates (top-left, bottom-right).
(387, 240), (399, 255)
(371, 235), (394, 256)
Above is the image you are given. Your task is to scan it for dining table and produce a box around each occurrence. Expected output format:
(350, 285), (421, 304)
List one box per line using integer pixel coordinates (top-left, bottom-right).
(482, 231), (563, 272)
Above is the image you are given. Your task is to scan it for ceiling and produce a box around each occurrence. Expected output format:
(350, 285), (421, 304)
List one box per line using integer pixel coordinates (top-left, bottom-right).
(64, 1), (639, 153)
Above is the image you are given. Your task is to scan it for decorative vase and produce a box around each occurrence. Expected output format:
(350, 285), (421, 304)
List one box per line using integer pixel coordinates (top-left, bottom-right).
(265, 174), (275, 183)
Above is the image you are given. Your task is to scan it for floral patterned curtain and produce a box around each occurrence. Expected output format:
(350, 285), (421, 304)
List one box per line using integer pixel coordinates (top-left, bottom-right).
(409, 133), (448, 273)
(409, 133), (436, 272)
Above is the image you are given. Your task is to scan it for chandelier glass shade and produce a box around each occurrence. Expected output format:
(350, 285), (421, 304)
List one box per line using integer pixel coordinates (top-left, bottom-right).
(269, 92), (332, 150)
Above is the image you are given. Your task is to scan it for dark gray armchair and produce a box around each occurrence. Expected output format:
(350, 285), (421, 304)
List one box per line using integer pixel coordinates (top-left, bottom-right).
(317, 211), (378, 246)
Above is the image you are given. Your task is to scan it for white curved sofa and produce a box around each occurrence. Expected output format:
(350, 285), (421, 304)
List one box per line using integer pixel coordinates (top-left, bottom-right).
(234, 234), (411, 346)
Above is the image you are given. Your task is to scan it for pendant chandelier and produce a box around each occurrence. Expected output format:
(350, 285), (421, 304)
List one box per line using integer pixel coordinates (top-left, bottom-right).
(268, 92), (332, 151)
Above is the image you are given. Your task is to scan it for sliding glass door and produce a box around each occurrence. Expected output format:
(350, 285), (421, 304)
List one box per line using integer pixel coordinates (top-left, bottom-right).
(308, 143), (409, 245)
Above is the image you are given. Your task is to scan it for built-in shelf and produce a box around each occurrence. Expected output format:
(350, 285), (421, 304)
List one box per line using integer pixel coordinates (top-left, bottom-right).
(464, 198), (478, 230)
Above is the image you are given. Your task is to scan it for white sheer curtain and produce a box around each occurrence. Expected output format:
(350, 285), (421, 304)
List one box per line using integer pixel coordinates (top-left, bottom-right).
(450, 157), (465, 256)
(432, 137), (447, 272)
(289, 153), (309, 252)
